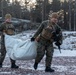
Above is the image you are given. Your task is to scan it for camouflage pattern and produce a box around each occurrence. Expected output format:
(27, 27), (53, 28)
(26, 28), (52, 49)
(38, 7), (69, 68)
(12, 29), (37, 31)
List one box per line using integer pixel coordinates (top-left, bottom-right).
(35, 43), (54, 67)
(33, 20), (62, 67)
(41, 27), (53, 40)
(0, 22), (15, 35)
(0, 22), (15, 65)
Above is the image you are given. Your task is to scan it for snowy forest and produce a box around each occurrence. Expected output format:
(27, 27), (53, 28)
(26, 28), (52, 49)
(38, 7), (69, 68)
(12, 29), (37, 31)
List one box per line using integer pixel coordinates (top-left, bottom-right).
(0, 0), (76, 31)
(0, 0), (76, 75)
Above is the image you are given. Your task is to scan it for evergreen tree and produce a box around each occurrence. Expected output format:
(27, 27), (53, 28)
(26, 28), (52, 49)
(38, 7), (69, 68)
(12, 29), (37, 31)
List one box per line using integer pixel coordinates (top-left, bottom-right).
(51, 0), (61, 12)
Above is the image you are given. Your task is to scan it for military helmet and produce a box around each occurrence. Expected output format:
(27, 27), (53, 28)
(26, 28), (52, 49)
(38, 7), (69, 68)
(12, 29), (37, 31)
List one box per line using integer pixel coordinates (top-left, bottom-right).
(5, 14), (12, 19)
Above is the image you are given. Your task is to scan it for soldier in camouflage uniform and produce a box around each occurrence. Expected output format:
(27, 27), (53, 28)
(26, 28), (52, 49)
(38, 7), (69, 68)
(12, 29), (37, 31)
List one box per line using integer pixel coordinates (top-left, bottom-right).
(0, 14), (19, 68)
(31, 12), (62, 72)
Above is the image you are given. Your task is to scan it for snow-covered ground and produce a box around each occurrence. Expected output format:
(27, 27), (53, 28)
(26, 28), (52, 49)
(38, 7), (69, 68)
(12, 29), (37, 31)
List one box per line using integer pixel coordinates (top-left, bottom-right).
(1, 30), (76, 75)
(13, 30), (76, 57)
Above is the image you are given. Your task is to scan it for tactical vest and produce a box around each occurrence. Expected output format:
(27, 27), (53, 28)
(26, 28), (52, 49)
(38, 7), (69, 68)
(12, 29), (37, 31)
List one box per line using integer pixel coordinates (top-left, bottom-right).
(3, 22), (15, 35)
(41, 26), (54, 40)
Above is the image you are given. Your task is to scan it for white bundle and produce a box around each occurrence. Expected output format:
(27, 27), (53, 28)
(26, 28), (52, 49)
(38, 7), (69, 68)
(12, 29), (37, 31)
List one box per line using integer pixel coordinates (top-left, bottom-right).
(5, 34), (37, 60)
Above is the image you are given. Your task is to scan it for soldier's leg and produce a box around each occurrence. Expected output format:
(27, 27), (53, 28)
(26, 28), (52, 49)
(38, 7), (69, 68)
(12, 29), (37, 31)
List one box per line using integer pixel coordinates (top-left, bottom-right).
(10, 58), (19, 68)
(34, 43), (45, 70)
(45, 44), (54, 72)
(0, 43), (6, 67)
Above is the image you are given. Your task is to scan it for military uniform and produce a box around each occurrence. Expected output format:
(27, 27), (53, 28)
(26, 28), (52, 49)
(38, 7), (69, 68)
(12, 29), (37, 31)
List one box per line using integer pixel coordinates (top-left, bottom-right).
(32, 20), (62, 71)
(0, 22), (18, 68)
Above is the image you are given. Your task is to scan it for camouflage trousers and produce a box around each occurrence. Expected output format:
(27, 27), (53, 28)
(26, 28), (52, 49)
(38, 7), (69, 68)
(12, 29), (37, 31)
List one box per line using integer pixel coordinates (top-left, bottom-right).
(0, 38), (16, 65)
(35, 43), (54, 67)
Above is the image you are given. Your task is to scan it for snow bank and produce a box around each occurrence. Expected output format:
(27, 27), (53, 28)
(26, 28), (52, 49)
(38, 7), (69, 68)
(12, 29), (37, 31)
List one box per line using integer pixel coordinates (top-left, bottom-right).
(60, 31), (76, 50)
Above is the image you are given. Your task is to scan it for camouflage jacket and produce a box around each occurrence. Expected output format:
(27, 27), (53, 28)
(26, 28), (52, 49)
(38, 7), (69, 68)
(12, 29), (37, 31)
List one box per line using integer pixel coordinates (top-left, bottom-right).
(33, 20), (62, 46)
(0, 22), (15, 42)
(0, 22), (15, 35)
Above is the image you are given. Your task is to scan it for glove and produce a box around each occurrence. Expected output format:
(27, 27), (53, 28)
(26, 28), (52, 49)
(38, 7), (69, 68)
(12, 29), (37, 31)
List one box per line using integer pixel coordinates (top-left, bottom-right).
(52, 31), (56, 41)
(52, 31), (56, 37)
(31, 37), (35, 41)
(55, 41), (61, 46)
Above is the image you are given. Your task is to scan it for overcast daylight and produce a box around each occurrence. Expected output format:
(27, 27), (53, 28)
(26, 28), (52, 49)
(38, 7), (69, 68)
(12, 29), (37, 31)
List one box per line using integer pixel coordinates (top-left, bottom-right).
(0, 0), (76, 75)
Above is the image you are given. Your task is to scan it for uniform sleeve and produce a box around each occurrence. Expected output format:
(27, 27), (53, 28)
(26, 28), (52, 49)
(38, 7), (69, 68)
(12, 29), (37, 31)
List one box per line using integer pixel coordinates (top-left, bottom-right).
(12, 24), (15, 31)
(56, 25), (62, 34)
(0, 23), (4, 31)
(56, 25), (63, 44)
(33, 22), (44, 39)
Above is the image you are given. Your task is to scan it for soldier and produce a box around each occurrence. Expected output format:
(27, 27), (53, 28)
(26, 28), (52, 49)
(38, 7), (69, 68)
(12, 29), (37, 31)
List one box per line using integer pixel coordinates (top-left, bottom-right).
(0, 14), (19, 68)
(31, 12), (62, 72)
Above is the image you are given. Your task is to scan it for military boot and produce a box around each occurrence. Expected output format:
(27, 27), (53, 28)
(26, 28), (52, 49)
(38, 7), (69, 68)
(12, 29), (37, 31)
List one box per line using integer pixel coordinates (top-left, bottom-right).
(45, 67), (55, 72)
(10, 58), (19, 69)
(33, 63), (38, 70)
(11, 64), (19, 69)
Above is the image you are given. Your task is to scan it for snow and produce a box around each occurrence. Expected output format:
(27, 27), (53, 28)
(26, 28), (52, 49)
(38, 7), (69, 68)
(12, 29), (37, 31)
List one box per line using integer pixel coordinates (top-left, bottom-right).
(5, 30), (76, 58)
(14, 30), (76, 57)
(0, 72), (11, 74)
(53, 49), (76, 57)
(1, 30), (76, 75)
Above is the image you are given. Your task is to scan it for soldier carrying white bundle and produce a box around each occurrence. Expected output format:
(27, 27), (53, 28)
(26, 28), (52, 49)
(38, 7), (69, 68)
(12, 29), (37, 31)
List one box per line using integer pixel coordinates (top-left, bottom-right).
(31, 12), (63, 72)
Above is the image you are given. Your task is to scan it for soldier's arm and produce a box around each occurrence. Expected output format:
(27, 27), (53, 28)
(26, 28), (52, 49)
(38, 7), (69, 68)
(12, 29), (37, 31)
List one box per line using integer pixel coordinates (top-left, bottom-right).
(0, 23), (4, 32)
(12, 24), (15, 31)
(56, 25), (62, 34)
(33, 22), (44, 39)
(56, 25), (63, 44)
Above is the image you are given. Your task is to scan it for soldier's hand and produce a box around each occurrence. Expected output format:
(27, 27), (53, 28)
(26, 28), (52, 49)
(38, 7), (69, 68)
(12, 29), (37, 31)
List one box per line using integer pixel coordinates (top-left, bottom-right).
(52, 31), (56, 41)
(31, 37), (35, 42)
(55, 41), (61, 46)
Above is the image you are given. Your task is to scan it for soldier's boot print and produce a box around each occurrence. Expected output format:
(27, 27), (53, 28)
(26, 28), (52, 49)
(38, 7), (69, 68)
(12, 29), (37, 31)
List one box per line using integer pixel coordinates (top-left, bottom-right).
(10, 59), (19, 69)
(33, 62), (38, 70)
(45, 67), (55, 72)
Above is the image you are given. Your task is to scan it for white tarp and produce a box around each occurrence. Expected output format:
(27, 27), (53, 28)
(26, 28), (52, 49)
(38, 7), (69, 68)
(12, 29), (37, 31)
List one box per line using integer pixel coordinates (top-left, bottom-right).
(5, 34), (37, 60)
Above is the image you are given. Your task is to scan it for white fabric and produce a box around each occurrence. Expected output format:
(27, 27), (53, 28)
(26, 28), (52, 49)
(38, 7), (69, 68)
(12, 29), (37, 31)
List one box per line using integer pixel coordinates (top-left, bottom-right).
(5, 34), (37, 60)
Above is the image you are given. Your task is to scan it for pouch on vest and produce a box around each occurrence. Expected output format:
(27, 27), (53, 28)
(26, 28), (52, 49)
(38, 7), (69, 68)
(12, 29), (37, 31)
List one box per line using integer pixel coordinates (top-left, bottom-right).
(6, 29), (14, 35)
(41, 27), (53, 40)
(4, 23), (14, 35)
